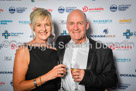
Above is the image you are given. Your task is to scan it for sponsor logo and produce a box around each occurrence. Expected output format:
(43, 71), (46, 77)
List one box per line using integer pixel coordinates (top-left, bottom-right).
(0, 9), (4, 13)
(112, 83), (131, 90)
(109, 43), (133, 50)
(116, 58), (131, 62)
(58, 6), (76, 13)
(123, 29), (133, 39)
(120, 74), (136, 77)
(119, 19), (132, 24)
(0, 82), (5, 86)
(18, 21), (30, 24)
(4, 56), (12, 61)
(0, 71), (13, 74)
(31, 0), (36, 2)
(0, 20), (13, 25)
(110, 4), (131, 12)
(2, 30), (10, 39)
(83, 6), (104, 12)
(89, 28), (115, 38)
(2, 30), (24, 39)
(94, 41), (134, 51)
(9, 7), (15, 14)
(9, 6), (27, 14)
(58, 6), (65, 13)
(11, 43), (18, 50)
(93, 19), (112, 24)
(16, 7), (27, 13)
(10, 80), (13, 86)
(61, 30), (69, 35)
(110, 4), (117, 12)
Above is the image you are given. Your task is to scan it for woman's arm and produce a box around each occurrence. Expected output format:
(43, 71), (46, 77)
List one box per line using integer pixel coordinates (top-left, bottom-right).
(13, 47), (66, 91)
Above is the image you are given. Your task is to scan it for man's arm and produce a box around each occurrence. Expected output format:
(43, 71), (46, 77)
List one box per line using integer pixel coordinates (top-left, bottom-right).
(80, 49), (118, 88)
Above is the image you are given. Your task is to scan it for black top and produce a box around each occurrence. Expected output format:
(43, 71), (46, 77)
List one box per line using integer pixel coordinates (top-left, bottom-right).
(26, 46), (60, 91)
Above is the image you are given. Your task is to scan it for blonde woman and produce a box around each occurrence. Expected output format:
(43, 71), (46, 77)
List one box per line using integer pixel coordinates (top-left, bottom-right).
(13, 8), (66, 91)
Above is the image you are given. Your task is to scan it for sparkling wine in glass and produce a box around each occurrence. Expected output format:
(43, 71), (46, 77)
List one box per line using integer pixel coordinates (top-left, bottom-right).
(71, 62), (79, 91)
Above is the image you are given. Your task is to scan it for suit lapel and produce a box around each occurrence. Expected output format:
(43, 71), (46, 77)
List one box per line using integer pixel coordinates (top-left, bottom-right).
(86, 38), (96, 70)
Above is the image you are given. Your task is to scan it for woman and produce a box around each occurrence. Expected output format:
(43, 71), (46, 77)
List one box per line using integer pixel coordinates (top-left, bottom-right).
(13, 8), (66, 91)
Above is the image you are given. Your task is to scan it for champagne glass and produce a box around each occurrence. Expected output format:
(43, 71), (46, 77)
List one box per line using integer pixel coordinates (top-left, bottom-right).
(57, 60), (65, 91)
(70, 61), (79, 91)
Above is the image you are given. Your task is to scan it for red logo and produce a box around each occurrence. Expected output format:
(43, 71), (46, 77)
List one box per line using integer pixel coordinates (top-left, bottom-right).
(82, 6), (88, 12)
(0, 82), (5, 86)
(11, 43), (17, 50)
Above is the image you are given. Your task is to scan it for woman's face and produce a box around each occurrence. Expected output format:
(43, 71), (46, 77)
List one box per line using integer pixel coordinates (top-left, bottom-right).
(33, 17), (52, 41)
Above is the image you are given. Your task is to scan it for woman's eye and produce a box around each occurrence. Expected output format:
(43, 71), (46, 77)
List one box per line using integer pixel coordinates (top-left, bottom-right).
(37, 24), (40, 27)
(45, 23), (50, 26)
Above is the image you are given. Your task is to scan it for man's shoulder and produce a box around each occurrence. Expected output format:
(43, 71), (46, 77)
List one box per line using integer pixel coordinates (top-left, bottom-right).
(87, 37), (111, 50)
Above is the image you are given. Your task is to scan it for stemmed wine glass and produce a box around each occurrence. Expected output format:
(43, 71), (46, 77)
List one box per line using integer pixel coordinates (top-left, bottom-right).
(58, 60), (66, 91)
(70, 61), (79, 91)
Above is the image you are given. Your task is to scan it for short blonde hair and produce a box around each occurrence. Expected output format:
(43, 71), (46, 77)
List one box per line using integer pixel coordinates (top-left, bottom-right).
(30, 8), (55, 38)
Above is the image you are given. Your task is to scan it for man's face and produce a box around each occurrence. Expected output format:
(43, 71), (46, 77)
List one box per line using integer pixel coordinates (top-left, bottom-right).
(67, 11), (89, 43)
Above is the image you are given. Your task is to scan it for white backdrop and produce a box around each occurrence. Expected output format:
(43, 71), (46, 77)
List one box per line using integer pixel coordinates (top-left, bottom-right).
(0, 0), (136, 91)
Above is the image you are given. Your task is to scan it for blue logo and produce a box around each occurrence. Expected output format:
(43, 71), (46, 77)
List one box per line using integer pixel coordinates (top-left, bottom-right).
(89, 28), (115, 38)
(93, 20), (112, 24)
(120, 74), (136, 77)
(61, 30), (69, 35)
(111, 83), (131, 90)
(0, 20), (13, 25)
(110, 4), (117, 12)
(116, 58), (131, 62)
(58, 6), (65, 13)
(123, 29), (133, 39)
(19, 21), (30, 24)
(16, 7), (27, 13)
(31, 0), (36, 2)
(66, 7), (76, 13)
(2, 30), (10, 39)
(119, 4), (131, 11)
(0, 71), (13, 74)
(2, 30), (24, 39)
(103, 28), (109, 34)
(9, 7), (15, 14)
(10, 80), (13, 86)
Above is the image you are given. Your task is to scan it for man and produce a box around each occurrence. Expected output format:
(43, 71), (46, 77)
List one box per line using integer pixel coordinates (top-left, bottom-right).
(56, 9), (118, 91)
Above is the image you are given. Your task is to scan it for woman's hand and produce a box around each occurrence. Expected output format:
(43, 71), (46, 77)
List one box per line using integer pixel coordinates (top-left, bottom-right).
(47, 64), (67, 80)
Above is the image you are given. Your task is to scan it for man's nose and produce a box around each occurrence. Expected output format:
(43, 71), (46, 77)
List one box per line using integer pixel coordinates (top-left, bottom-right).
(74, 24), (78, 31)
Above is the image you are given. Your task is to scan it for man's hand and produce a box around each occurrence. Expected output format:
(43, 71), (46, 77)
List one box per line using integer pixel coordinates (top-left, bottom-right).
(71, 69), (85, 82)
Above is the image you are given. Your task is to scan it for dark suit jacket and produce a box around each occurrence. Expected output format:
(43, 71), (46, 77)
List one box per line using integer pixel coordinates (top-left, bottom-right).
(55, 35), (118, 91)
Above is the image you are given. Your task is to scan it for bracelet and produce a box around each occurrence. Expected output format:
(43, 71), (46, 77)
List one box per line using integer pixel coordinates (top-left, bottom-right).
(33, 79), (38, 88)
(40, 77), (42, 86)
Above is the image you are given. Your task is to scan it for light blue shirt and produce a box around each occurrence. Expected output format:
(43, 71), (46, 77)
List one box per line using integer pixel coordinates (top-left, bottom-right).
(62, 38), (89, 91)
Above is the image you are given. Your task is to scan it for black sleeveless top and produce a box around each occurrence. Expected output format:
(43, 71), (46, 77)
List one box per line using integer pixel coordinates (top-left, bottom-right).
(26, 46), (60, 91)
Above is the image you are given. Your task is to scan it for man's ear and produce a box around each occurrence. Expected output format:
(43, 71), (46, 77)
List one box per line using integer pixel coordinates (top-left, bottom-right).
(86, 21), (89, 31)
